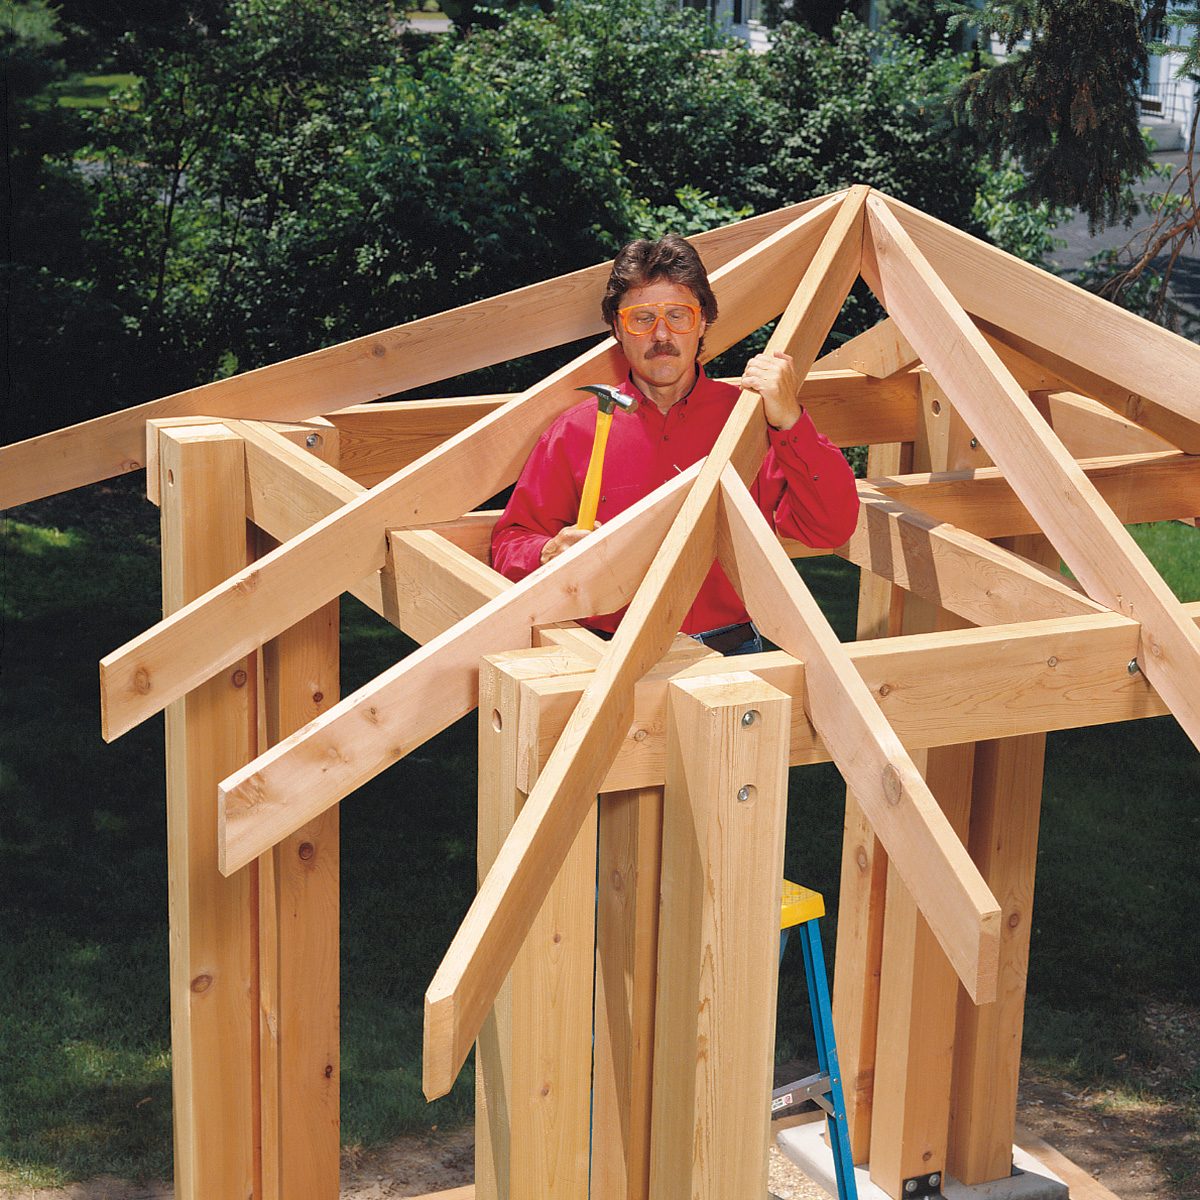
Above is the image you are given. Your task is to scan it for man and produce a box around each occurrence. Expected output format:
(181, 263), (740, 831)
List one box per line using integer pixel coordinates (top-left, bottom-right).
(491, 233), (859, 653)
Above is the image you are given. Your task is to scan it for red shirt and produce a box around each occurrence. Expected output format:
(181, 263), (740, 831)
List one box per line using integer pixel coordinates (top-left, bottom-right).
(491, 366), (859, 634)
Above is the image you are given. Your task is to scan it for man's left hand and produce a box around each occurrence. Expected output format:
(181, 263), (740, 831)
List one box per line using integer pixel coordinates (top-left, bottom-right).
(739, 350), (802, 430)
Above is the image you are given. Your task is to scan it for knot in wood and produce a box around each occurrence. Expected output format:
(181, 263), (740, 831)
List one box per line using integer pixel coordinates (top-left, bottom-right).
(190, 973), (213, 994)
(231, 669), (248, 688)
(878, 682), (892, 698)
(298, 842), (315, 861)
(133, 667), (152, 695)
(882, 763), (903, 806)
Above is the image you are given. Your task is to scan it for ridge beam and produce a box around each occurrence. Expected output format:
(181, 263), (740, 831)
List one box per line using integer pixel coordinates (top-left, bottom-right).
(716, 466), (1000, 1002)
(420, 184), (872, 1102)
(99, 193), (848, 743)
(867, 194), (1200, 753)
(846, 486), (1107, 625)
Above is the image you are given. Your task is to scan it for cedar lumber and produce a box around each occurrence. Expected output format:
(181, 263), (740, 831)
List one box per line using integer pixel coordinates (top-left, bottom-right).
(845, 487), (1105, 625)
(99, 193), (847, 743)
(217, 462), (701, 876)
(521, 603), (1200, 792)
(421, 186), (871, 1101)
(715, 467), (1000, 1002)
(813, 316), (918, 378)
(2, 195), (832, 511)
(867, 194), (1200, 754)
(885, 197), (1200, 451)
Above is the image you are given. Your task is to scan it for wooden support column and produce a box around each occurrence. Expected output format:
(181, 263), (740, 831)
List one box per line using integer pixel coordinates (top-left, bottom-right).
(650, 673), (791, 1200)
(949, 534), (1053, 1185)
(160, 425), (258, 1200)
(590, 785), (664, 1200)
(868, 385), (979, 1198)
(476, 649), (597, 1200)
(834, 439), (909, 1163)
(869, 740), (975, 1196)
(257, 531), (341, 1200)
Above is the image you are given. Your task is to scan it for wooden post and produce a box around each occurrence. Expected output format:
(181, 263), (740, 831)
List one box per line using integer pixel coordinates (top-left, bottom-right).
(834, 439), (909, 1162)
(948, 534), (1053, 1185)
(867, 384), (979, 1198)
(476, 649), (597, 1200)
(590, 785), (664, 1200)
(160, 424), (258, 1200)
(257, 536), (341, 1199)
(650, 672), (791, 1200)
(868, 741), (975, 1196)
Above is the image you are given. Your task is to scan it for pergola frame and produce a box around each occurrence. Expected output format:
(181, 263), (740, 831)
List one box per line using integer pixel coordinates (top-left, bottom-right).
(5, 185), (1198, 1200)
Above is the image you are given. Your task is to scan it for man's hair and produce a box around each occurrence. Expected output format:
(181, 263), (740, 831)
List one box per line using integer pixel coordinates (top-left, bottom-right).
(601, 233), (719, 331)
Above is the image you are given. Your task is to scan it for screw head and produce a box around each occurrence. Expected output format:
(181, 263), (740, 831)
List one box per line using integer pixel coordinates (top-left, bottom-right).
(929, 1174), (941, 1188)
(737, 785), (753, 803)
(305, 433), (321, 448)
(969, 437), (979, 449)
(1127, 658), (1141, 676)
(904, 1182), (919, 1195)
(741, 709), (758, 727)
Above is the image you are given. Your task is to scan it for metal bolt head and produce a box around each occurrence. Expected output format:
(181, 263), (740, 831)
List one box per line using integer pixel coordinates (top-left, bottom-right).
(737, 785), (752, 803)
(969, 437), (979, 449)
(305, 433), (321, 448)
(741, 709), (758, 728)
(1127, 658), (1141, 676)
(904, 1182), (919, 1195)
(929, 1174), (941, 1188)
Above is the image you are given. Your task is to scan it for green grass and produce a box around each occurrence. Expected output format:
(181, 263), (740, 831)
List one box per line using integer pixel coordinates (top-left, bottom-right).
(54, 74), (139, 110)
(1, 486), (1197, 1185)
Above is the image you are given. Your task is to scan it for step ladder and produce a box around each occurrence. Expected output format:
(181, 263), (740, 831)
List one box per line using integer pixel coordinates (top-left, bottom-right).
(774, 881), (858, 1200)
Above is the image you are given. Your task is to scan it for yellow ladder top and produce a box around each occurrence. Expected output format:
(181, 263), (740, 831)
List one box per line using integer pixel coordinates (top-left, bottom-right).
(781, 880), (825, 929)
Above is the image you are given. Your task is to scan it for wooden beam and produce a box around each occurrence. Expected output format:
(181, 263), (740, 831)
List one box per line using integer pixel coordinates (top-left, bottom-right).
(327, 397), (510, 487)
(869, 741), (975, 1197)
(257, 560), (340, 1200)
(2, 195), (835, 510)
(845, 487), (1105, 625)
(867, 193), (1200, 753)
(521, 603), (1200, 790)
(159, 425), (257, 1200)
(100, 194), (847, 743)
(324, 368), (921, 486)
(388, 530), (507, 641)
(861, 451), (1200, 542)
(421, 186), (870, 1101)
(218, 464), (700, 875)
(1036, 392), (1175, 459)
(884, 195), (1200, 452)
(716, 468), (1000, 1001)
(475, 651), (596, 1200)
(649, 673), (791, 1200)
(814, 316), (918, 378)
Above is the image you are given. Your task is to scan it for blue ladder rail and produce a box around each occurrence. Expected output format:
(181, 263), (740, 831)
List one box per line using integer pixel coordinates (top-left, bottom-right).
(776, 881), (859, 1200)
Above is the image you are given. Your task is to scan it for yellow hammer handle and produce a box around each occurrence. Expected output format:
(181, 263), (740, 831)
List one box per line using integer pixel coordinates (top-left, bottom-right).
(577, 408), (613, 531)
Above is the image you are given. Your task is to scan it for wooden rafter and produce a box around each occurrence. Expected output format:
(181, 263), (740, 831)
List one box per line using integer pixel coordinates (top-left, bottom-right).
(217, 462), (703, 875)
(715, 467), (1000, 1002)
(2, 196), (836, 512)
(419, 185), (872, 1100)
(99, 195), (846, 743)
(865, 194), (1200, 752)
(885, 198), (1200, 453)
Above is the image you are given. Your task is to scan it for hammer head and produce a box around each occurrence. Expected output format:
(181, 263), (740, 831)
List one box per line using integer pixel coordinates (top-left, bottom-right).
(576, 384), (637, 416)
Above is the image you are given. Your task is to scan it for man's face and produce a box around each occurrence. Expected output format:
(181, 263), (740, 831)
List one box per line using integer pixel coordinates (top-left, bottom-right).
(611, 280), (707, 395)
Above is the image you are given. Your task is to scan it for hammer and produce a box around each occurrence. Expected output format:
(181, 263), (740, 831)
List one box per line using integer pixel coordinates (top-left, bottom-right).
(575, 385), (638, 530)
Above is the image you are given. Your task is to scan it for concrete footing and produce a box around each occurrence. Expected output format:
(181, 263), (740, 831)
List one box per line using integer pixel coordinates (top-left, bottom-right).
(776, 1120), (1069, 1200)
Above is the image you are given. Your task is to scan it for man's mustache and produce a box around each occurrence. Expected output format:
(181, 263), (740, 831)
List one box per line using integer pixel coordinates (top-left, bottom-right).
(647, 342), (679, 357)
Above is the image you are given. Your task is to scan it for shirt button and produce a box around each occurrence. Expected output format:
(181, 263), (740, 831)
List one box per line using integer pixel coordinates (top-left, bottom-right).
(663, 435), (670, 442)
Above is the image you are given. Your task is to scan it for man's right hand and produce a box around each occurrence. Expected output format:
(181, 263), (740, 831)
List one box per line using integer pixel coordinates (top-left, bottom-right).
(540, 522), (600, 566)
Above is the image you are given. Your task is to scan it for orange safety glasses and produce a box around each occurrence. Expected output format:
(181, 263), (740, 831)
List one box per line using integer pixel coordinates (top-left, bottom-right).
(617, 301), (702, 336)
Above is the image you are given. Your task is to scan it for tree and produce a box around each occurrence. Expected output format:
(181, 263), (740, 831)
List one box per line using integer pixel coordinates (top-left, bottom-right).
(947, 0), (1200, 327)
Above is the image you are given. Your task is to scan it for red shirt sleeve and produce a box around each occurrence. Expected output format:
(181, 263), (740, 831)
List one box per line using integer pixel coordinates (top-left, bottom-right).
(753, 409), (860, 548)
(491, 415), (586, 582)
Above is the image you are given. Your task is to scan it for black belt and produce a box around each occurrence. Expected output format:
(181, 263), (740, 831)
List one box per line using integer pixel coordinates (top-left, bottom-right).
(692, 621), (755, 655)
